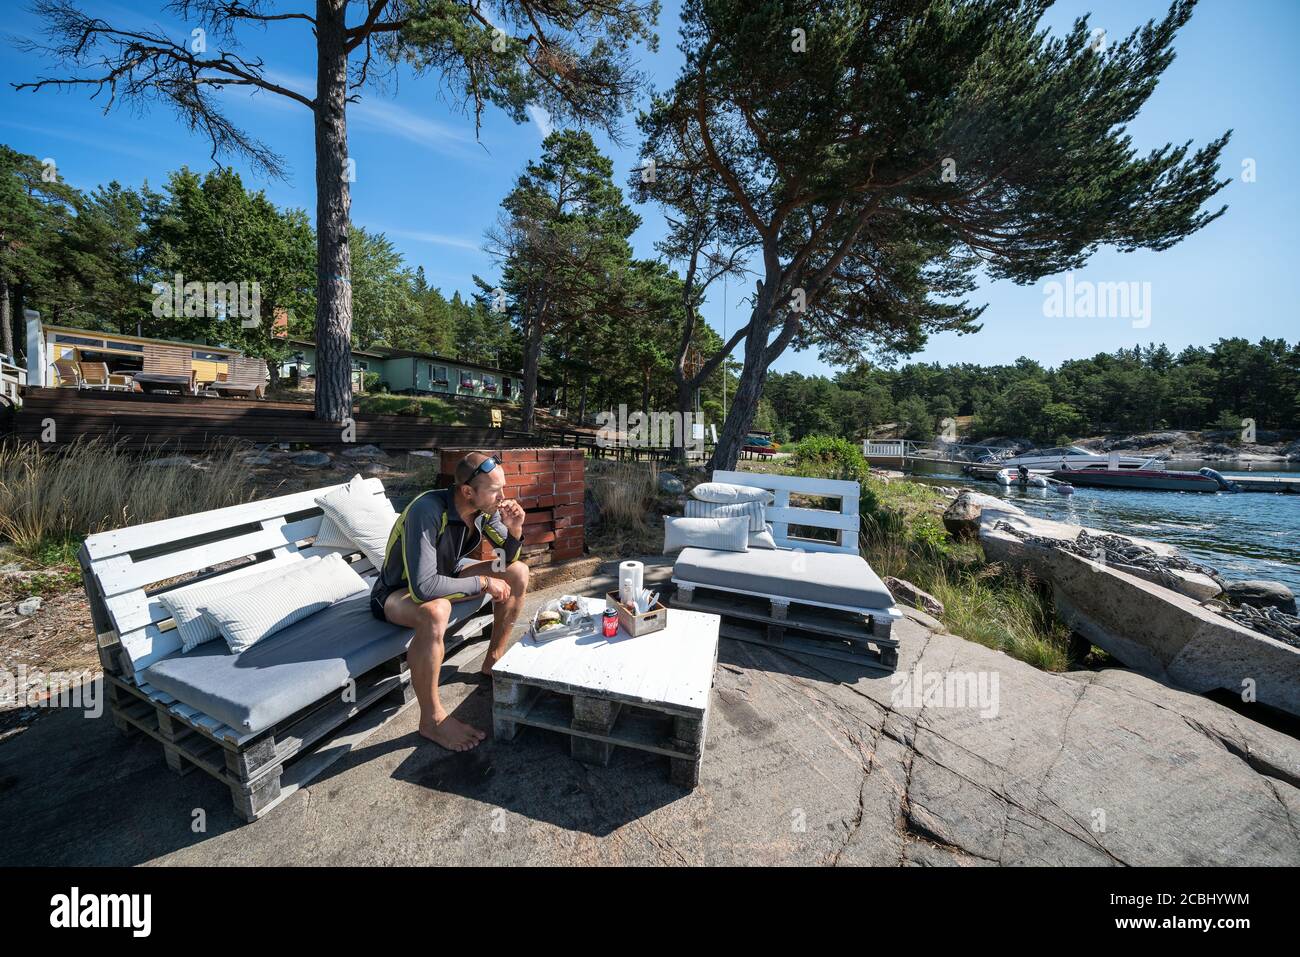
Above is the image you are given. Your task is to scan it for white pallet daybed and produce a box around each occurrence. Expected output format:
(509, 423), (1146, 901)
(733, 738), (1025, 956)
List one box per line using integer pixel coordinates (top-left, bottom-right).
(670, 469), (902, 670)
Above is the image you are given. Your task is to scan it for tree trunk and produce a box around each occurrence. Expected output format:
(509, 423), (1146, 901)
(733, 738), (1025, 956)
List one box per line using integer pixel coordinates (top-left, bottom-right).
(0, 277), (12, 359)
(641, 366), (651, 418)
(711, 328), (771, 471)
(312, 0), (353, 423)
(578, 372), (588, 424)
(520, 315), (542, 434)
(672, 377), (693, 468)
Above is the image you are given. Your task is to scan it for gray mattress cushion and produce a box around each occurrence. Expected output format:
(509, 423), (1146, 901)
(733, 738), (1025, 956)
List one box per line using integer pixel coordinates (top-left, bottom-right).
(673, 547), (894, 610)
(144, 590), (491, 735)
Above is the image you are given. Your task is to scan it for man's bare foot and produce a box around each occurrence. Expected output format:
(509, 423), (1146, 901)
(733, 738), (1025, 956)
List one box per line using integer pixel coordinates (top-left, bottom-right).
(418, 712), (485, 751)
(480, 650), (505, 676)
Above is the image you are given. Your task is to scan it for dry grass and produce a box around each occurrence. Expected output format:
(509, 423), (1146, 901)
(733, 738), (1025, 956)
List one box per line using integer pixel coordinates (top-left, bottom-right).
(585, 458), (664, 555)
(0, 439), (259, 563)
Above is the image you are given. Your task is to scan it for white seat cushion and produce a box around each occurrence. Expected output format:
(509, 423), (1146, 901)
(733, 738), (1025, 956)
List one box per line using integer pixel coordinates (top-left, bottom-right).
(674, 547), (894, 611)
(663, 516), (749, 554)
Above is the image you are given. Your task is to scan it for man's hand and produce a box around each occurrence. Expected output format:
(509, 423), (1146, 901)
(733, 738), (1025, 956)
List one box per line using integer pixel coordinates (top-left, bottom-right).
(498, 498), (525, 539)
(482, 577), (512, 602)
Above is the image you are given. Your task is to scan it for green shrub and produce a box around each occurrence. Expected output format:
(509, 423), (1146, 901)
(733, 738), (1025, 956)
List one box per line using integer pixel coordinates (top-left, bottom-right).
(787, 435), (870, 482)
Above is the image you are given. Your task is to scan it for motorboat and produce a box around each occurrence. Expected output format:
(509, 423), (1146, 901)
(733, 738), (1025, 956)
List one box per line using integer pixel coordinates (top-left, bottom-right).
(1049, 462), (1220, 492)
(1000, 445), (1159, 471)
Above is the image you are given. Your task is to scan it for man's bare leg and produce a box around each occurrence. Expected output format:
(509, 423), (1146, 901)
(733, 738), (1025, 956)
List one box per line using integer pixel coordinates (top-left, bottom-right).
(461, 560), (530, 674)
(382, 591), (485, 751)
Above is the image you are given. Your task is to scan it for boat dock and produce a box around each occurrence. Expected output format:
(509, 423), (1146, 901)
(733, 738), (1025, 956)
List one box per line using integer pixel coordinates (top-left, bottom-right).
(960, 464), (1298, 493)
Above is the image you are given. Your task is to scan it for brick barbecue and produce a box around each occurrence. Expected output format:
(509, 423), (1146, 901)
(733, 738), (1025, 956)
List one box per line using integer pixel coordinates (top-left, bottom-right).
(437, 447), (585, 567)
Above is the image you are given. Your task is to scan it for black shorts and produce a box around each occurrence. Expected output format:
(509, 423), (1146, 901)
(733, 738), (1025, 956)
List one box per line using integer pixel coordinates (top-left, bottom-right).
(370, 578), (394, 622)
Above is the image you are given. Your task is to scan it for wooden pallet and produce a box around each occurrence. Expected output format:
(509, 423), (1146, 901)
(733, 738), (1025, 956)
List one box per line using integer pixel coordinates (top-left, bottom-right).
(672, 583), (899, 671)
(493, 676), (710, 787)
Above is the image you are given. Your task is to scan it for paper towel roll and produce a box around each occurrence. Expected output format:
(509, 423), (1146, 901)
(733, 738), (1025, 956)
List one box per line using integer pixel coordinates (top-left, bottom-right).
(619, 561), (644, 606)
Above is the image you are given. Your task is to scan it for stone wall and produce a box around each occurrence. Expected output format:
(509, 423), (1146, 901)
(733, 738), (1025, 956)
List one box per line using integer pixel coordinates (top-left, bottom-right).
(438, 447), (585, 566)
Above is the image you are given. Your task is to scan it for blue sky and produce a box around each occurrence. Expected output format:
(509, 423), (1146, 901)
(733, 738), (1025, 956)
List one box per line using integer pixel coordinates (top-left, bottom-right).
(2, 0), (1296, 377)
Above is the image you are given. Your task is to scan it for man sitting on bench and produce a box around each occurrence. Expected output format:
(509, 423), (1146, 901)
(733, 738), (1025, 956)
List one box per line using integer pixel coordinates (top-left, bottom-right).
(371, 450), (529, 752)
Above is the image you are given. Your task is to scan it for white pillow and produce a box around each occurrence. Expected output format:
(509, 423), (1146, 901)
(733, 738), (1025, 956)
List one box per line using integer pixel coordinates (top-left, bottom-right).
(158, 556), (323, 653)
(313, 474), (397, 570)
(201, 553), (368, 654)
(663, 516), (749, 554)
(690, 481), (774, 505)
(749, 524), (778, 549)
(685, 498), (766, 531)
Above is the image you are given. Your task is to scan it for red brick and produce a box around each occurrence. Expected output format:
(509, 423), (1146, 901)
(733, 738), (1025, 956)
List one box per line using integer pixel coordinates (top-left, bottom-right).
(523, 509), (553, 524)
(555, 526), (583, 540)
(553, 491), (580, 505)
(517, 496), (538, 509)
(554, 516), (581, 529)
(533, 493), (556, 508)
(519, 461), (550, 474)
(552, 503), (584, 518)
(552, 544), (583, 560)
(555, 481), (584, 495)
(523, 529), (556, 545)
(536, 449), (560, 460)
(502, 449), (537, 462)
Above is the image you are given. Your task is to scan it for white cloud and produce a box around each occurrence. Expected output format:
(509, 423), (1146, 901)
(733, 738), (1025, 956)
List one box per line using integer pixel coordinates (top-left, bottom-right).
(526, 104), (553, 138)
(387, 229), (482, 251)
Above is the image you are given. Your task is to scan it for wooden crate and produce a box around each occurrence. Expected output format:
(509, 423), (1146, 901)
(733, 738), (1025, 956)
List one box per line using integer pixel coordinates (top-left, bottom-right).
(605, 591), (668, 637)
(493, 677), (710, 787)
(672, 583), (899, 671)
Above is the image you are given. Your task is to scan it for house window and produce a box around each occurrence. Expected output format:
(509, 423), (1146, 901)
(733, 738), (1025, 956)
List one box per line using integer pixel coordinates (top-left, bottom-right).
(54, 334), (106, 348)
(352, 359), (368, 371)
(460, 370), (475, 389)
(192, 350), (227, 362)
(483, 374), (497, 393)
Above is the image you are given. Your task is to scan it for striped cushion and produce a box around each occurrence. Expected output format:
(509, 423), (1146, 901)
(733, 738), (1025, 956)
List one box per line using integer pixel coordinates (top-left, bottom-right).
(663, 516), (749, 554)
(158, 556), (323, 653)
(749, 524), (778, 549)
(689, 481), (774, 505)
(313, 474), (397, 570)
(685, 498), (767, 531)
(200, 553), (369, 653)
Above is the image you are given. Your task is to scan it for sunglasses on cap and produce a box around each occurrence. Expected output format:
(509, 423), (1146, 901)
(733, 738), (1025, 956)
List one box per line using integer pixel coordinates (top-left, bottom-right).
(461, 456), (499, 485)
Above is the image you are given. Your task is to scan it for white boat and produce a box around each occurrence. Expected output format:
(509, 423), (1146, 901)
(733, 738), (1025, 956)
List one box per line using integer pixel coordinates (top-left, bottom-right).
(999, 445), (1159, 471)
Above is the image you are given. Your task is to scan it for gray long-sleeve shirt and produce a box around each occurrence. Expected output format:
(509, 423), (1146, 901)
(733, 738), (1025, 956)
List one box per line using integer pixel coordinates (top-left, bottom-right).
(376, 488), (523, 603)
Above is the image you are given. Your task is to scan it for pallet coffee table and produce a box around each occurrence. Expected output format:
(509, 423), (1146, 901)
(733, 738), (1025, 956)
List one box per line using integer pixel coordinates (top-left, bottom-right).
(492, 597), (720, 787)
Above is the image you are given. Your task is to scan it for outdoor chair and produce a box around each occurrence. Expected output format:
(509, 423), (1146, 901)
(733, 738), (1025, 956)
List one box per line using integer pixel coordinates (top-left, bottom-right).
(55, 356), (85, 388)
(134, 344), (197, 394)
(78, 361), (133, 391)
(211, 355), (268, 399)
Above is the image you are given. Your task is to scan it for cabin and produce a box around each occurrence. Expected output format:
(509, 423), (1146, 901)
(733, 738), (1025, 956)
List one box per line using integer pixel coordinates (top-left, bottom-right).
(26, 321), (241, 391)
(278, 337), (557, 404)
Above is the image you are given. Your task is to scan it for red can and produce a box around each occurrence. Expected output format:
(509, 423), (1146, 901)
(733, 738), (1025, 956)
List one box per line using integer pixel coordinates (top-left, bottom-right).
(602, 608), (619, 637)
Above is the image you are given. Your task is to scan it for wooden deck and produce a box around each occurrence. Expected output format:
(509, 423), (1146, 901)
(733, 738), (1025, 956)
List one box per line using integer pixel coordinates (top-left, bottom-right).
(8, 387), (534, 450)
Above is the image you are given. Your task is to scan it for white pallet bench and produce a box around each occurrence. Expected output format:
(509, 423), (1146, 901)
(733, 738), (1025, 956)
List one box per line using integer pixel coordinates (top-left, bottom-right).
(671, 469), (902, 671)
(80, 477), (495, 822)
